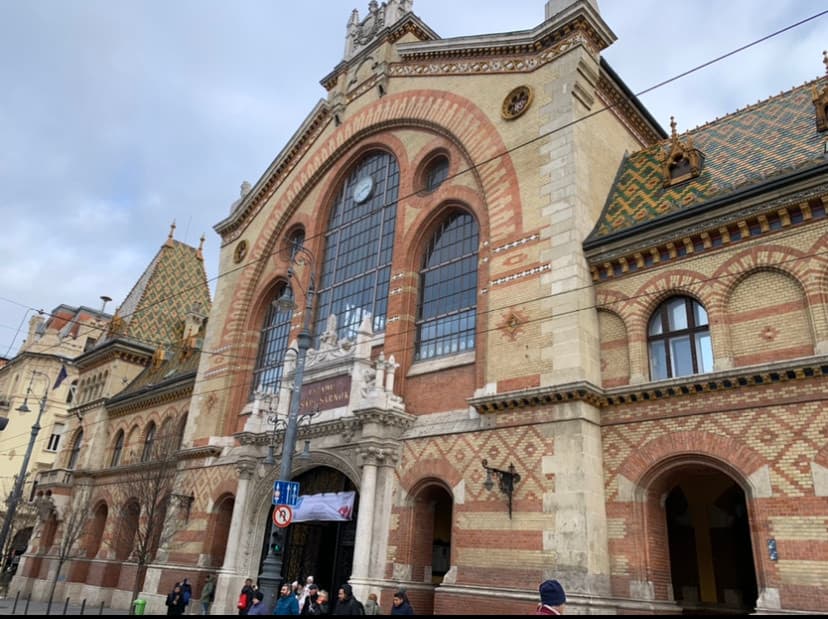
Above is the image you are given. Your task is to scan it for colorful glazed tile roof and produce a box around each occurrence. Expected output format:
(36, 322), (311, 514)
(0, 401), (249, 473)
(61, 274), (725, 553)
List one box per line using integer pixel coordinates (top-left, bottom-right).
(588, 76), (828, 242)
(104, 239), (211, 349)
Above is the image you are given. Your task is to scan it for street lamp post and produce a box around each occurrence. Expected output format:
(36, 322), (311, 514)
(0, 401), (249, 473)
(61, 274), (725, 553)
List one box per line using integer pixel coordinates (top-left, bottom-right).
(258, 248), (317, 607)
(0, 371), (50, 566)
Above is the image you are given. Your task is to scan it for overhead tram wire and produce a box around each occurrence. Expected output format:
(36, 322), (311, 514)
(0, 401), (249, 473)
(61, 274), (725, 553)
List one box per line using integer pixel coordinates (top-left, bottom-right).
(3, 7), (824, 359)
(0, 237), (826, 457)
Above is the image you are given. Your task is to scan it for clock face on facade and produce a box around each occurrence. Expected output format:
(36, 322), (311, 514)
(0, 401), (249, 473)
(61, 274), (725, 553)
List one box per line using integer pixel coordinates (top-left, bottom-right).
(352, 175), (374, 204)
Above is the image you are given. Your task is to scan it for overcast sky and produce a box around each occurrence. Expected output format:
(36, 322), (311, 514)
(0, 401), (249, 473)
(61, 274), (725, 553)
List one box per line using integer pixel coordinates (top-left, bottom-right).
(0, 0), (825, 356)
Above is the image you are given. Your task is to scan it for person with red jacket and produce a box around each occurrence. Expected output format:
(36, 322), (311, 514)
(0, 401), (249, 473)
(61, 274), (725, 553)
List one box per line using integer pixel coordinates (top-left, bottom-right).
(535, 580), (566, 615)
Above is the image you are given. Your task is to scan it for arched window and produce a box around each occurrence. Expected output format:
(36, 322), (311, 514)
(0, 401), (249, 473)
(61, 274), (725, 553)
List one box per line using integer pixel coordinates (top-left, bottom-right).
(141, 422), (156, 463)
(423, 155), (449, 192)
(648, 296), (713, 380)
(315, 151), (399, 341)
(252, 281), (294, 396)
(110, 430), (125, 467)
(68, 430), (83, 470)
(416, 211), (479, 360)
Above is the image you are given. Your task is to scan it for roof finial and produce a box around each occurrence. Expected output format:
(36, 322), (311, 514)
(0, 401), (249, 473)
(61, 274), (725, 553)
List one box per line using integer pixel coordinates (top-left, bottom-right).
(670, 116), (678, 139)
(823, 50), (827, 76)
(197, 234), (206, 260)
(166, 220), (176, 247)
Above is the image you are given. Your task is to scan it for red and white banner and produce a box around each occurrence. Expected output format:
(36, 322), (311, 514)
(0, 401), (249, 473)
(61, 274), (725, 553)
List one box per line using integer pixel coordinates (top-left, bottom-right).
(292, 491), (355, 523)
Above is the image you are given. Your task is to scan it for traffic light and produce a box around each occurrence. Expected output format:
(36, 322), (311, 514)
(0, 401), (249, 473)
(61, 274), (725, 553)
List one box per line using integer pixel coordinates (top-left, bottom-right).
(270, 531), (284, 556)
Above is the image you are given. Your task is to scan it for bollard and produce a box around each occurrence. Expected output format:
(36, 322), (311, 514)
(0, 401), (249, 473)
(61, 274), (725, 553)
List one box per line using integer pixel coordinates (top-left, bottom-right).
(63, 596), (70, 615)
(80, 599), (86, 615)
(98, 600), (104, 615)
(12, 590), (19, 614)
(24, 592), (31, 616)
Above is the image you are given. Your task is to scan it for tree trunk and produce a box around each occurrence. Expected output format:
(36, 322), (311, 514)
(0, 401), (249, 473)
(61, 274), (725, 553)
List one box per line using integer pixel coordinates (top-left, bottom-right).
(46, 559), (64, 614)
(129, 562), (147, 615)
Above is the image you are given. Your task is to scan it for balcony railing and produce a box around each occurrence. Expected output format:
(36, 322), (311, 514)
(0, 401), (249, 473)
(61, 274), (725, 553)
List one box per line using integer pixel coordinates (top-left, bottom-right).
(36, 468), (74, 489)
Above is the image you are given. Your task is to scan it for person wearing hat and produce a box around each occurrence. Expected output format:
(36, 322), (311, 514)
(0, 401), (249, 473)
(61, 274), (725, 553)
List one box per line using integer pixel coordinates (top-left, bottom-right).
(333, 583), (364, 615)
(536, 580), (566, 615)
(300, 582), (321, 615)
(247, 590), (270, 616)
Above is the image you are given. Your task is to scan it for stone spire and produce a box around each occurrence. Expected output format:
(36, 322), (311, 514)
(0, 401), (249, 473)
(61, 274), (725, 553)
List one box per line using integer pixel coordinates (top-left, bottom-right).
(344, 0), (414, 60)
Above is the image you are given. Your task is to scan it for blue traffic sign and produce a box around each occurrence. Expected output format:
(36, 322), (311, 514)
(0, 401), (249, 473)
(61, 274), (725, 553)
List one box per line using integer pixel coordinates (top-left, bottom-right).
(273, 480), (300, 506)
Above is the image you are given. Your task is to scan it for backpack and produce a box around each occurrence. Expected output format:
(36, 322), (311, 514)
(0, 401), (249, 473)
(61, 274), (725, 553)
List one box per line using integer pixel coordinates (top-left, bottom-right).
(237, 592), (248, 610)
(182, 588), (191, 605)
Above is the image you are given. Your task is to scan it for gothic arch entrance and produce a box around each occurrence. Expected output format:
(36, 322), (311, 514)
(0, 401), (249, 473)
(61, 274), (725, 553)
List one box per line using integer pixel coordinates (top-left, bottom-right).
(258, 466), (358, 596)
(656, 464), (758, 613)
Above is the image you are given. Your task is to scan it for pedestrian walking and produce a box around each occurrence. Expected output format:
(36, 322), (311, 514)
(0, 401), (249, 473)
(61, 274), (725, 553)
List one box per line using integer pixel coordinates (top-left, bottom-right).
(535, 579), (566, 615)
(364, 592), (381, 615)
(181, 577), (193, 610)
(201, 574), (216, 615)
(276, 583), (301, 615)
(166, 583), (187, 616)
(317, 589), (331, 615)
(333, 583), (364, 615)
(390, 590), (413, 615)
(238, 577), (256, 615)
(301, 583), (321, 615)
(247, 590), (270, 616)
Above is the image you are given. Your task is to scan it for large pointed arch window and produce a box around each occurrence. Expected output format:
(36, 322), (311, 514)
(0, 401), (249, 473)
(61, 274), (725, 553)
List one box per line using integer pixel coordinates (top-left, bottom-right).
(415, 210), (479, 360)
(315, 151), (399, 341)
(252, 281), (294, 396)
(648, 296), (713, 380)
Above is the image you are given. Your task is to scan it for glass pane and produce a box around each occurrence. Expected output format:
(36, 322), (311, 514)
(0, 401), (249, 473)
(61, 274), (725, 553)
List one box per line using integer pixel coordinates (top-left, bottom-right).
(649, 342), (668, 380)
(648, 314), (663, 336)
(669, 335), (693, 377)
(693, 301), (709, 327)
(695, 331), (713, 373)
(667, 298), (688, 330)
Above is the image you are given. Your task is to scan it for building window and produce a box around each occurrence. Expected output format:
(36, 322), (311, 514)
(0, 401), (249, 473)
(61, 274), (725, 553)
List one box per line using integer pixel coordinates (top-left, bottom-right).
(46, 423), (64, 452)
(648, 296), (713, 380)
(415, 211), (479, 360)
(111, 430), (124, 467)
(252, 282), (294, 397)
(424, 155), (449, 192)
(141, 422), (156, 463)
(315, 151), (399, 342)
(66, 380), (78, 404)
(68, 430), (83, 470)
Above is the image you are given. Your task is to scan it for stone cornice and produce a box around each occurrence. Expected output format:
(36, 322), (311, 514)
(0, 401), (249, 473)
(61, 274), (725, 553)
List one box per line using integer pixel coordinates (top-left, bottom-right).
(75, 338), (153, 370)
(235, 417), (359, 448)
(469, 356), (828, 414)
(106, 371), (196, 416)
(397, 2), (614, 60)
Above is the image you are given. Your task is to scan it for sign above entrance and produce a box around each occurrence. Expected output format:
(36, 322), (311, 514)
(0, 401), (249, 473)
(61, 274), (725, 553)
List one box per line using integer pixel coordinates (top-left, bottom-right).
(273, 480), (300, 507)
(292, 491), (355, 523)
(272, 504), (293, 528)
(298, 375), (351, 414)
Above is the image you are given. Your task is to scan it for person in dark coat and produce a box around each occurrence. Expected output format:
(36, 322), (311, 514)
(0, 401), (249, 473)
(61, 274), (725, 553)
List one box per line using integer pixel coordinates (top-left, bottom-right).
(239, 578), (256, 615)
(247, 590), (270, 616)
(332, 583), (364, 615)
(301, 583), (321, 615)
(166, 583), (187, 615)
(390, 590), (414, 615)
(317, 589), (331, 615)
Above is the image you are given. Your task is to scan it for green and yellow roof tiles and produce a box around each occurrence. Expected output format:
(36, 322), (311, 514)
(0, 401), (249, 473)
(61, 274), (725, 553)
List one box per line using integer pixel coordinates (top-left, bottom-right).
(115, 240), (211, 347)
(590, 76), (828, 241)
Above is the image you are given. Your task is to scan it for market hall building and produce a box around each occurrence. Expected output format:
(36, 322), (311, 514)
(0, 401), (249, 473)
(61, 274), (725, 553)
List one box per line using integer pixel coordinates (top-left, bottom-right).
(10, 0), (828, 614)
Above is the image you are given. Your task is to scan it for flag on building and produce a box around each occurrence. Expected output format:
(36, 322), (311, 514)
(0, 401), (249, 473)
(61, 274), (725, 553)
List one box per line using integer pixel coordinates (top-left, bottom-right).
(53, 364), (68, 390)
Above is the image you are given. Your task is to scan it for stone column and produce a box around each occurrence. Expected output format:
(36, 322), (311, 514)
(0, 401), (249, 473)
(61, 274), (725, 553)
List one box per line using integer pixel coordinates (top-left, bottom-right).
(350, 448), (380, 601)
(213, 460), (255, 614)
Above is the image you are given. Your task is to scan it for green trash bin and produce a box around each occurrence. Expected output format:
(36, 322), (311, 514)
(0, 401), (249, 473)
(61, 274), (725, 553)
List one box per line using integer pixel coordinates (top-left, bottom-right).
(133, 598), (147, 615)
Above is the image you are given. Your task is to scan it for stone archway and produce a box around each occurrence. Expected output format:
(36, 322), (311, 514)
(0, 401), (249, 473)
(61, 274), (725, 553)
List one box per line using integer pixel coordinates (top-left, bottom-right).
(651, 463), (758, 613)
(257, 466), (358, 599)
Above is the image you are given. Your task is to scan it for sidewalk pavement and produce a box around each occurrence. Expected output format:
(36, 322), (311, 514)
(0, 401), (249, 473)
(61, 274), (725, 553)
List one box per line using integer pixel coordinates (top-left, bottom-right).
(0, 596), (129, 615)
